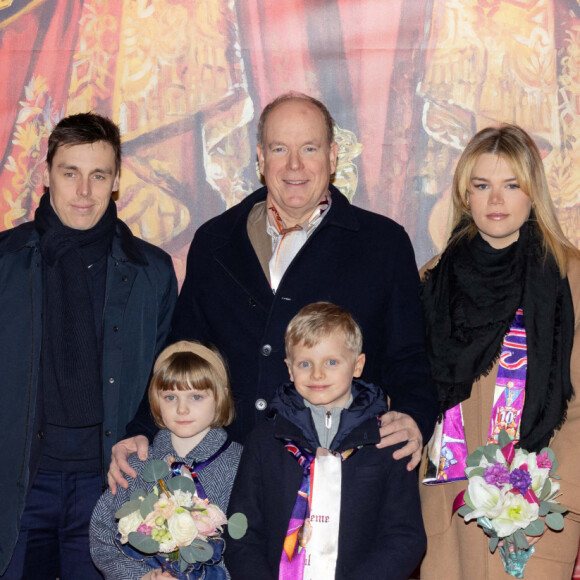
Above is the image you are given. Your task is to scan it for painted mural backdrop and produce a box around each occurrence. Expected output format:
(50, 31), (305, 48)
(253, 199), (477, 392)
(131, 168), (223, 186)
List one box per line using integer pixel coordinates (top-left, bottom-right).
(1, 0), (579, 285)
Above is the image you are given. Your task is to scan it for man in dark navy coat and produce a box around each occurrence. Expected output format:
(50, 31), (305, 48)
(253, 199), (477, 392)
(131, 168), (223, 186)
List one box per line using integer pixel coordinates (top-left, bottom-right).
(109, 93), (437, 492)
(0, 113), (177, 577)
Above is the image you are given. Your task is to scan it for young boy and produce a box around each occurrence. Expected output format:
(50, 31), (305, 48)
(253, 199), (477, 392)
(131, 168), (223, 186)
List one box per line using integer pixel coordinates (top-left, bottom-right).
(225, 302), (426, 579)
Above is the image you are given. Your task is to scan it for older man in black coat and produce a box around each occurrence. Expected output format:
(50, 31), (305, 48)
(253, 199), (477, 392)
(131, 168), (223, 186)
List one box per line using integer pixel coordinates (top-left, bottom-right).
(109, 92), (437, 491)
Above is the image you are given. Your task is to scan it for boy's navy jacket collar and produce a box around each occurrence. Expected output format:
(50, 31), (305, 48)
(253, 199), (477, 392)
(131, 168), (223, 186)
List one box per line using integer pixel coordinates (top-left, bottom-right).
(266, 379), (388, 452)
(0, 218), (149, 265)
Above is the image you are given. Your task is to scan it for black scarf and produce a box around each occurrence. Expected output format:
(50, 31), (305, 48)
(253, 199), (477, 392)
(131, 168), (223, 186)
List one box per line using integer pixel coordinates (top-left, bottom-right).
(35, 192), (117, 427)
(421, 221), (574, 451)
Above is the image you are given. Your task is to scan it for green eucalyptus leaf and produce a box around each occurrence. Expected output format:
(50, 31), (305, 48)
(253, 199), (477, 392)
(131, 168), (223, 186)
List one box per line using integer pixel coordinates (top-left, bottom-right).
(513, 530), (529, 550)
(142, 460), (170, 483)
(179, 554), (188, 572)
(166, 475), (196, 494)
(539, 478), (551, 501)
(127, 532), (159, 554)
(463, 490), (475, 510)
(181, 540), (214, 563)
(489, 535), (499, 553)
(546, 511), (565, 531)
(228, 512), (248, 539)
(115, 499), (142, 519)
(546, 502), (567, 514)
(456, 505), (472, 518)
(482, 445), (501, 464)
(546, 448), (559, 475)
(466, 449), (484, 467)
(497, 429), (512, 448)
(538, 501), (550, 517)
(523, 518), (545, 536)
(467, 467), (485, 478)
(140, 492), (160, 519)
(129, 488), (148, 502)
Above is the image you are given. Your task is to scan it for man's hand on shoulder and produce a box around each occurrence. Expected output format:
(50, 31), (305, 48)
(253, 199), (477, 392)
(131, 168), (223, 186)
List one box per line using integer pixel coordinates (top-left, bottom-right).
(377, 411), (423, 471)
(107, 435), (150, 494)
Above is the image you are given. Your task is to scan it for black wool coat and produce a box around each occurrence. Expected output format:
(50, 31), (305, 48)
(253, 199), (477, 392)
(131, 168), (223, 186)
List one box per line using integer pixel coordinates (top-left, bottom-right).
(127, 185), (437, 444)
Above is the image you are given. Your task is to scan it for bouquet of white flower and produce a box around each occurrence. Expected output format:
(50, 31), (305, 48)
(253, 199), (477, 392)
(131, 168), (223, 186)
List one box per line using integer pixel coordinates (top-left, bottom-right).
(115, 459), (246, 579)
(454, 430), (566, 578)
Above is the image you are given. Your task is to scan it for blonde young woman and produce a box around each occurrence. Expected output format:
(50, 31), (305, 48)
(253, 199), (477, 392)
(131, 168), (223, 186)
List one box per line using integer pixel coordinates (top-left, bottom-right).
(419, 124), (580, 579)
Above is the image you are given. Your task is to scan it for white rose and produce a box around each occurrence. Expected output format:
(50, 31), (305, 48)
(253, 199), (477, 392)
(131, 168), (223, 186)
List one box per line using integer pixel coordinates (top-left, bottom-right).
(118, 511), (144, 543)
(167, 508), (198, 547)
(491, 493), (539, 537)
(464, 476), (505, 522)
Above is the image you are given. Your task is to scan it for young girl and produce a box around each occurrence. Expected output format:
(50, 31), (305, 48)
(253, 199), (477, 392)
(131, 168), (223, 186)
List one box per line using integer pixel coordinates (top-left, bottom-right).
(90, 341), (242, 579)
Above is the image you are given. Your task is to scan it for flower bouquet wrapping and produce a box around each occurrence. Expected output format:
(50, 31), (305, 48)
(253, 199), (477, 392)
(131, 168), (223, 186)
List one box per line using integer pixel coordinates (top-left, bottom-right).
(114, 459), (247, 579)
(454, 430), (566, 578)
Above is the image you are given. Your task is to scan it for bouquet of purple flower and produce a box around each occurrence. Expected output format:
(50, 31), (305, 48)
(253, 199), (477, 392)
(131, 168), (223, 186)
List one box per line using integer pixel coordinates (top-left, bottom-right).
(454, 430), (566, 578)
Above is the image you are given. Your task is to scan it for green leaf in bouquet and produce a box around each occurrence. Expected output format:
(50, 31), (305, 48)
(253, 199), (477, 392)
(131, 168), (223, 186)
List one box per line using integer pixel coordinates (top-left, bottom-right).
(130, 488), (148, 502)
(546, 511), (565, 531)
(127, 531), (160, 554)
(467, 467), (485, 478)
(463, 490), (475, 510)
(114, 499), (142, 519)
(497, 429), (512, 448)
(489, 535), (499, 553)
(539, 478), (551, 501)
(539, 501), (550, 517)
(477, 516), (495, 537)
(546, 448), (559, 475)
(140, 492), (160, 519)
(523, 518), (545, 536)
(456, 505), (472, 518)
(166, 475), (196, 495)
(482, 445), (501, 464)
(180, 540), (214, 563)
(546, 501), (567, 514)
(179, 554), (188, 573)
(466, 449), (484, 467)
(228, 512), (248, 539)
(513, 530), (529, 550)
(142, 460), (170, 483)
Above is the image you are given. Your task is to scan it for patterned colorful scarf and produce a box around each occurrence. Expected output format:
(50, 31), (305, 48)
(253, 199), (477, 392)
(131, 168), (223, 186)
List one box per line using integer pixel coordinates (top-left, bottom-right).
(280, 440), (358, 579)
(424, 309), (527, 484)
(169, 439), (232, 500)
(267, 194), (330, 292)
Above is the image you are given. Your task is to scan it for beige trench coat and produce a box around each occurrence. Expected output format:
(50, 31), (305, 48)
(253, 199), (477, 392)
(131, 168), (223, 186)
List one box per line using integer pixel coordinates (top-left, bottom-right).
(419, 257), (580, 580)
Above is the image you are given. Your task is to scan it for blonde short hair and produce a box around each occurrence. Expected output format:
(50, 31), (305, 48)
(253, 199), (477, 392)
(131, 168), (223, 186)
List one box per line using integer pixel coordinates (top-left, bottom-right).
(450, 124), (578, 276)
(148, 341), (234, 429)
(285, 302), (363, 358)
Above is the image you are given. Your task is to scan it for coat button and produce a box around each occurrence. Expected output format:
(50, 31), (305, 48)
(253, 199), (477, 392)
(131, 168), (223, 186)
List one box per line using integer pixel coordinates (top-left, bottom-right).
(122, 275), (129, 282)
(255, 399), (267, 411)
(105, 430), (112, 437)
(261, 344), (272, 356)
(37, 430), (45, 439)
(108, 377), (115, 384)
(113, 325), (119, 332)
